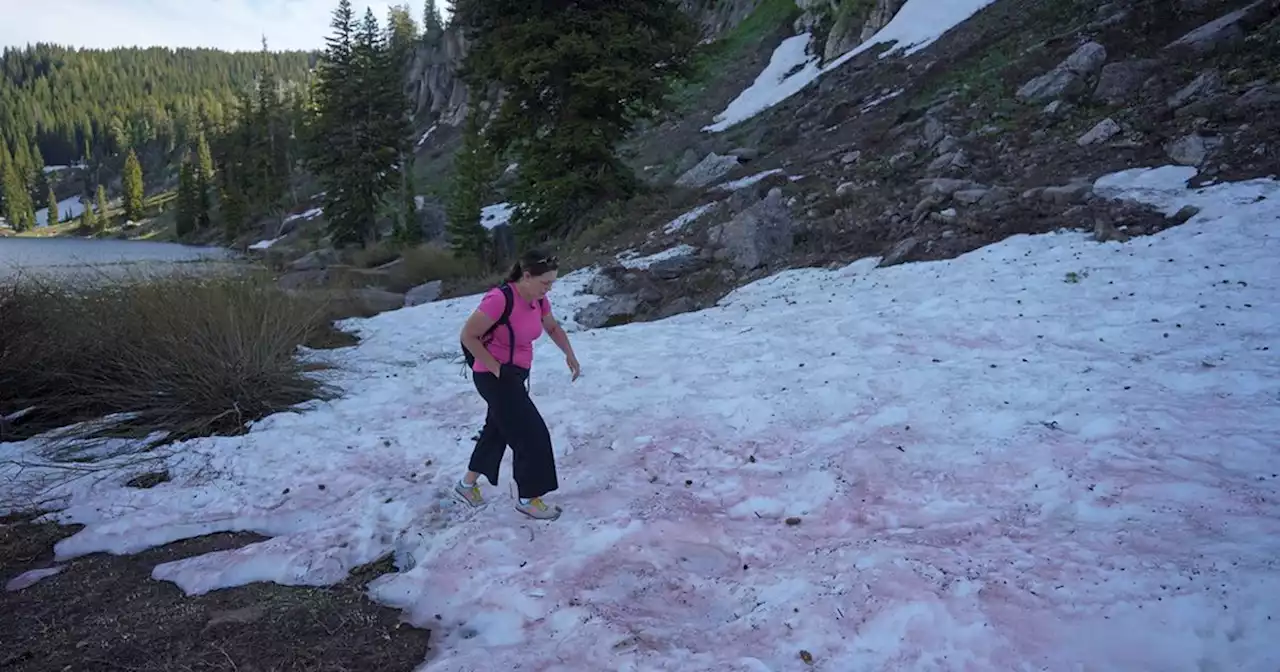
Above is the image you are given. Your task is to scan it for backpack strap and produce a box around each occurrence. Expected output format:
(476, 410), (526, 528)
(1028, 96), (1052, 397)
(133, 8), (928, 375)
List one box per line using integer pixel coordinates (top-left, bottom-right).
(499, 284), (516, 365)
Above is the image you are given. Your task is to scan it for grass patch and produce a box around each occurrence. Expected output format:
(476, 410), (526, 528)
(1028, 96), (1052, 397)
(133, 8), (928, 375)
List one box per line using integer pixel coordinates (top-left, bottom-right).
(666, 0), (801, 111)
(0, 266), (337, 446)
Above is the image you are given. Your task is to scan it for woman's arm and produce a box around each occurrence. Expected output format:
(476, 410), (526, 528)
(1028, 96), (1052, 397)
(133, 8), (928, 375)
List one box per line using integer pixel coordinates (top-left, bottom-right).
(542, 313), (581, 380)
(461, 310), (504, 375)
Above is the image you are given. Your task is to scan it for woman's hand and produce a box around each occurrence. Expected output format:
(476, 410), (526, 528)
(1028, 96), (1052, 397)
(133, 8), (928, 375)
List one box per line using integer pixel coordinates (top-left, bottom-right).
(566, 354), (581, 381)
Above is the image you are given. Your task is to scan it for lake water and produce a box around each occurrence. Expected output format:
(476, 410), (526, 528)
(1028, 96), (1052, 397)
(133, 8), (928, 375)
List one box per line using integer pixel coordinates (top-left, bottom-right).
(0, 238), (243, 283)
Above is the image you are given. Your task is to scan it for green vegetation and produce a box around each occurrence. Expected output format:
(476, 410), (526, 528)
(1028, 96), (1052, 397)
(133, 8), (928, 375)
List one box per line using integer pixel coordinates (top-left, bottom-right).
(667, 0), (801, 111)
(450, 0), (700, 245)
(0, 268), (335, 445)
(306, 0), (414, 248)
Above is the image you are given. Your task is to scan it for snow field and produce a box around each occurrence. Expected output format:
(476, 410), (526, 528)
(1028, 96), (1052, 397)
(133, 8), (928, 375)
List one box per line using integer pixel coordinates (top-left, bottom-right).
(1, 165), (1277, 671)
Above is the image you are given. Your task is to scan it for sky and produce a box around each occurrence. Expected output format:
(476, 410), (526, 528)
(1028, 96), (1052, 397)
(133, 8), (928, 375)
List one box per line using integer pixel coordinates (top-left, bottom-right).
(0, 0), (443, 52)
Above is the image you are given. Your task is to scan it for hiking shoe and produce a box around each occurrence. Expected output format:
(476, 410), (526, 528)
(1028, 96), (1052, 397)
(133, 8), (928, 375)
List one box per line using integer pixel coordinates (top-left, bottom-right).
(453, 480), (485, 508)
(515, 497), (561, 520)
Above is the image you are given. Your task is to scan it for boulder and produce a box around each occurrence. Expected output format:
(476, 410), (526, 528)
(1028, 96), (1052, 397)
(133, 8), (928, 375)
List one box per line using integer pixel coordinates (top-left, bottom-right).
(675, 153), (741, 188)
(1016, 42), (1107, 103)
(404, 280), (443, 307)
(1092, 59), (1160, 104)
(1165, 133), (1222, 166)
(708, 188), (794, 270)
(289, 248), (340, 271)
(1076, 118), (1121, 146)
(575, 295), (641, 329)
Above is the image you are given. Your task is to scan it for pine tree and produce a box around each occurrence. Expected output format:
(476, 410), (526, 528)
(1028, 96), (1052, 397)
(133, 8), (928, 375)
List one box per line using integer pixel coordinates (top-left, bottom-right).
(79, 196), (97, 233)
(423, 0), (443, 34)
(95, 185), (110, 229)
(387, 4), (420, 50)
(121, 148), (144, 221)
(307, 2), (411, 247)
(176, 157), (198, 238)
(1, 161), (34, 232)
(393, 153), (422, 244)
(46, 186), (59, 224)
(452, 0), (699, 241)
(195, 132), (215, 229)
(445, 99), (497, 263)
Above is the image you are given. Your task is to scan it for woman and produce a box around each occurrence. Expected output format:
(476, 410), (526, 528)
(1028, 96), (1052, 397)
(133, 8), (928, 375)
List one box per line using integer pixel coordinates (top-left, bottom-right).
(456, 249), (581, 520)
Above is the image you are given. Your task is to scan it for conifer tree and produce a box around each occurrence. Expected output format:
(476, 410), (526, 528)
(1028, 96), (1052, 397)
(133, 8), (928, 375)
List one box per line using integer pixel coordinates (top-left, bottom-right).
(452, 0), (698, 241)
(195, 132), (215, 229)
(1, 161), (34, 232)
(176, 158), (198, 238)
(79, 196), (97, 233)
(95, 185), (110, 228)
(307, 1), (410, 247)
(121, 148), (144, 221)
(423, 0), (443, 35)
(46, 186), (59, 224)
(445, 98), (498, 263)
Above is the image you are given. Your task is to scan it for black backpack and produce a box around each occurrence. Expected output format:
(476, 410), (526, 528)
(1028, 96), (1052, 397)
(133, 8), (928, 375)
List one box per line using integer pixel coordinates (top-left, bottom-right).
(461, 284), (545, 369)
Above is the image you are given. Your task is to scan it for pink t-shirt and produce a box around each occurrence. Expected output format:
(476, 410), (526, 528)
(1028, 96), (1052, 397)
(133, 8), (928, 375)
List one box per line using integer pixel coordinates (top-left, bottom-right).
(472, 285), (551, 373)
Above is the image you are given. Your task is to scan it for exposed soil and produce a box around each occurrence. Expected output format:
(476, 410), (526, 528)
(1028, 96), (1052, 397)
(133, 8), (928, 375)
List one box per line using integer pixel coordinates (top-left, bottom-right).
(0, 513), (430, 672)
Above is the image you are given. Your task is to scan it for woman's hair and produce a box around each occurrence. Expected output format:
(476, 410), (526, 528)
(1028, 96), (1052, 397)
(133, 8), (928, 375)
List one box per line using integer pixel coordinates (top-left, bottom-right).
(505, 248), (560, 283)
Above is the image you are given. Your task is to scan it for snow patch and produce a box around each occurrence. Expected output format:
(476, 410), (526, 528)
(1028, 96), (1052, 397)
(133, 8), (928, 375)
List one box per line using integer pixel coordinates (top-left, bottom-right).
(481, 203), (514, 230)
(706, 0), (999, 132)
(717, 169), (785, 191)
(618, 244), (697, 270)
(3, 165), (1279, 670)
(663, 202), (719, 234)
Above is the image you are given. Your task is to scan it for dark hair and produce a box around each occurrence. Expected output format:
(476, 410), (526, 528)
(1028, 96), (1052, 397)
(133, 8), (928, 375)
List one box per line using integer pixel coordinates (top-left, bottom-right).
(505, 248), (559, 283)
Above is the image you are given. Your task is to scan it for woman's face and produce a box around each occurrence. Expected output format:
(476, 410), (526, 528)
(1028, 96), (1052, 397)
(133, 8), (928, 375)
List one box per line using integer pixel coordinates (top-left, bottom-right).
(522, 270), (558, 299)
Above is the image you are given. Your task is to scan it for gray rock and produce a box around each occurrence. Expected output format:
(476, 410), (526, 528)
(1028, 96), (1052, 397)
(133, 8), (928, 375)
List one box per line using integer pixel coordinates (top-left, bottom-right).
(1166, 3), (1256, 53)
(934, 135), (960, 156)
(575, 295), (640, 329)
(708, 188), (793, 270)
(729, 147), (760, 161)
(1041, 183), (1093, 206)
(404, 280), (443, 307)
(1172, 205), (1202, 223)
(1232, 84), (1280, 113)
(840, 150), (862, 165)
(1016, 41), (1106, 103)
(952, 189), (990, 206)
(277, 269), (330, 290)
(922, 116), (947, 146)
(289, 248), (340, 271)
(654, 297), (698, 320)
(648, 254), (707, 280)
(1167, 69), (1222, 109)
(927, 150), (970, 174)
(1093, 60), (1160, 104)
(1063, 41), (1108, 74)
(1165, 133), (1221, 166)
(878, 236), (920, 268)
(1076, 118), (1121, 146)
(675, 153), (741, 188)
(587, 270), (622, 296)
(920, 178), (981, 198)
(836, 181), (857, 198)
(979, 187), (1016, 207)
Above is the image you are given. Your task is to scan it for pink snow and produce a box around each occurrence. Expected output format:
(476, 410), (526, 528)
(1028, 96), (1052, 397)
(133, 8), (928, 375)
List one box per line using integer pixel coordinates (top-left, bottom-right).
(2, 166), (1278, 670)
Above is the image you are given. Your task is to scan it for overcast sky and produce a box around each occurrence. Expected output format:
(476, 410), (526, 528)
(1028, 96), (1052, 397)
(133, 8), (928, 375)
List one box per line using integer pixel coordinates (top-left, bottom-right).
(0, 0), (441, 52)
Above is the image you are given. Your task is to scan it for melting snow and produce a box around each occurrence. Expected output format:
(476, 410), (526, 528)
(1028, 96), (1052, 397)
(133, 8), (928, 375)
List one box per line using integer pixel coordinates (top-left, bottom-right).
(284, 207), (323, 224)
(717, 169), (785, 191)
(481, 203), (514, 230)
(618, 244), (698, 270)
(2, 166), (1278, 670)
(707, 0), (998, 132)
(5, 566), (63, 592)
(662, 202), (719, 234)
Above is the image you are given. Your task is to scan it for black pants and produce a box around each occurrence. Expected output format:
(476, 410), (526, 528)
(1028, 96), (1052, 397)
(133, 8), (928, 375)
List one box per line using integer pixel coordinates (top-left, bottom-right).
(468, 364), (559, 499)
